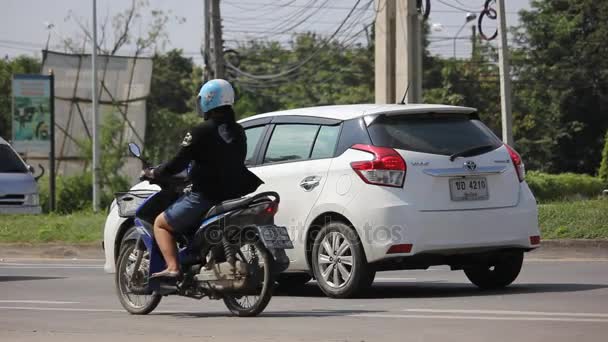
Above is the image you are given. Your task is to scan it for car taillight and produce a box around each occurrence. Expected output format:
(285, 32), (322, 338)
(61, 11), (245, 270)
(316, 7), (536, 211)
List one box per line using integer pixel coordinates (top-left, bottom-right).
(505, 144), (525, 182)
(350, 144), (406, 187)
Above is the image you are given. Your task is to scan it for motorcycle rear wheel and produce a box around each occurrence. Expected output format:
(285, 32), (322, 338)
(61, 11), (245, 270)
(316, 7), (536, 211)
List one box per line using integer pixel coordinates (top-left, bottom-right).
(115, 240), (162, 315)
(222, 239), (273, 317)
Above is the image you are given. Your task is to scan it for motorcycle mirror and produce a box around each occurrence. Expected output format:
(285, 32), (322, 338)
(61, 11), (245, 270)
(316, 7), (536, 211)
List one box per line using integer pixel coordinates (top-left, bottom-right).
(128, 143), (142, 158)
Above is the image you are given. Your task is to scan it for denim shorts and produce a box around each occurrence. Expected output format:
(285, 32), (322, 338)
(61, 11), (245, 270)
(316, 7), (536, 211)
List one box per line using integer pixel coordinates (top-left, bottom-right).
(164, 192), (214, 235)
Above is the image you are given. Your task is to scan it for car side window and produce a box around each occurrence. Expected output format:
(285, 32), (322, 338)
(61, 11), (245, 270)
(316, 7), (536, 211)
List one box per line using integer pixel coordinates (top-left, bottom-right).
(310, 125), (341, 159)
(264, 124), (319, 164)
(244, 126), (266, 165)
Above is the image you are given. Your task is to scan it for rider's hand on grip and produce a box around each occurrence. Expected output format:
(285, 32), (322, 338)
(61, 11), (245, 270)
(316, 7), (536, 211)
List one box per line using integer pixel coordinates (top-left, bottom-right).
(140, 168), (155, 181)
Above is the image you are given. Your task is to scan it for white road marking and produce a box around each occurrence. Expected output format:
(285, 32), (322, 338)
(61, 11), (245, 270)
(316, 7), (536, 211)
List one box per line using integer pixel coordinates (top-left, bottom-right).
(0, 266), (103, 269)
(0, 300), (79, 304)
(0, 306), (123, 313)
(0, 262), (102, 269)
(526, 258), (608, 262)
(2, 306), (608, 323)
(402, 308), (608, 318)
(0, 258), (105, 262)
(353, 313), (608, 323)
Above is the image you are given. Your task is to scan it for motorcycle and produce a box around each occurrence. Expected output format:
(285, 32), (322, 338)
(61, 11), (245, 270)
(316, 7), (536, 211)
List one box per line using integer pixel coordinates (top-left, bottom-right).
(113, 143), (292, 316)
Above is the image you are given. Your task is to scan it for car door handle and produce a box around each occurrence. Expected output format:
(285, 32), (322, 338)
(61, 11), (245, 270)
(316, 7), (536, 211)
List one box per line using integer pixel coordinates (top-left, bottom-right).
(299, 176), (321, 191)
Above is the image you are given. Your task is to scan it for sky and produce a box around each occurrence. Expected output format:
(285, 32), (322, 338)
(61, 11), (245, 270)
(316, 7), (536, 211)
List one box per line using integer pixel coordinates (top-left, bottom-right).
(0, 0), (531, 63)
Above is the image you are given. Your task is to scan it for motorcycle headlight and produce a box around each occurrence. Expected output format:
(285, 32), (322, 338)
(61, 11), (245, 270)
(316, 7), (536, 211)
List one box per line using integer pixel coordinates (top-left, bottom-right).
(24, 193), (40, 206)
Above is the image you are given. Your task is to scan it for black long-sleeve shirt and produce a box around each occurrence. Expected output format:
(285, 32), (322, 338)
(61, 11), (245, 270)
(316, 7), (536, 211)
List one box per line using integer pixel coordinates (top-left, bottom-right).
(154, 117), (263, 202)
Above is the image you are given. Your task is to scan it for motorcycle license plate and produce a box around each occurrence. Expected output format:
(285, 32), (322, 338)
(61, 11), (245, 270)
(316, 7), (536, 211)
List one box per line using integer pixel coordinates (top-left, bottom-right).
(449, 177), (489, 201)
(257, 225), (294, 249)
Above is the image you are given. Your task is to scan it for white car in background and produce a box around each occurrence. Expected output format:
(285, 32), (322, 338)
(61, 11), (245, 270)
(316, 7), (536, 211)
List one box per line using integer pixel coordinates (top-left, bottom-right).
(103, 104), (540, 298)
(0, 136), (41, 214)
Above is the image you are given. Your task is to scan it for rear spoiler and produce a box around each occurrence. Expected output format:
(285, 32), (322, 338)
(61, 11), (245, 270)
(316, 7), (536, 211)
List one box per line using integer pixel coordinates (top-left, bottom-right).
(363, 109), (479, 126)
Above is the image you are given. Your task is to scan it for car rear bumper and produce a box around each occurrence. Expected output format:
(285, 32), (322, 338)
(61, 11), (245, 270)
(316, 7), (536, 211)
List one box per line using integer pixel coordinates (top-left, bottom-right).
(346, 183), (540, 264)
(0, 205), (42, 214)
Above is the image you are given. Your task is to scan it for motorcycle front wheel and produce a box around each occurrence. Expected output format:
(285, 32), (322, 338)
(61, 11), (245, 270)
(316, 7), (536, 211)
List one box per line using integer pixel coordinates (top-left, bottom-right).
(222, 238), (273, 317)
(115, 240), (162, 315)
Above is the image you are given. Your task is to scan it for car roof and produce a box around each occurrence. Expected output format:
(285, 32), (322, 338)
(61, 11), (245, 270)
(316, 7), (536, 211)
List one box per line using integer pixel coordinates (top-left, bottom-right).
(0, 136), (9, 145)
(238, 103), (477, 123)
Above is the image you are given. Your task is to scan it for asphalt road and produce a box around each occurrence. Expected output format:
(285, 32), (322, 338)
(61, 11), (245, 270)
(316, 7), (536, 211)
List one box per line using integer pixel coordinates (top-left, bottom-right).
(1, 255), (608, 342)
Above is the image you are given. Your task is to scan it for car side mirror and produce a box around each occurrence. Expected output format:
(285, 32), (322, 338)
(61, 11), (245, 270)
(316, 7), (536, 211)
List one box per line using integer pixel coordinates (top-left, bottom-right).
(128, 143), (142, 158)
(27, 164), (35, 173)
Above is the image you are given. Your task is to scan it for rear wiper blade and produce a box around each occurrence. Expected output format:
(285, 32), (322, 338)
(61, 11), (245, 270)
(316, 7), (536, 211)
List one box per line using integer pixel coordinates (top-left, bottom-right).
(449, 144), (495, 161)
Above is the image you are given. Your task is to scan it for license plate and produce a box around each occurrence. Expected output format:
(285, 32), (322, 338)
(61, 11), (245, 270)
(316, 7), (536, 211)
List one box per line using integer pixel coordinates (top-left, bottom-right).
(257, 225), (294, 249)
(449, 177), (489, 201)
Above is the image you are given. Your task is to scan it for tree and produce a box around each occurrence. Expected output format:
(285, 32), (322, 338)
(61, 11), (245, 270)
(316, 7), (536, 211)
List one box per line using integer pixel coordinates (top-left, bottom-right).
(0, 56), (41, 139)
(599, 130), (608, 181)
(145, 49), (202, 163)
(60, 0), (182, 56)
(58, 2), (189, 165)
(229, 33), (374, 116)
(512, 0), (608, 174)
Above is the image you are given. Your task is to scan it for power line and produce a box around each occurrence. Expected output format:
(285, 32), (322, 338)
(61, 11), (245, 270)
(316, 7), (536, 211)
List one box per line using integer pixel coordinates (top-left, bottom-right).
(226, 0), (365, 81)
(436, 0), (481, 12)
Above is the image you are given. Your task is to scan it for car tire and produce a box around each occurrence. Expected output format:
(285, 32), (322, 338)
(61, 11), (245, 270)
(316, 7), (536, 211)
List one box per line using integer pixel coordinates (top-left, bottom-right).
(311, 222), (375, 298)
(464, 251), (524, 290)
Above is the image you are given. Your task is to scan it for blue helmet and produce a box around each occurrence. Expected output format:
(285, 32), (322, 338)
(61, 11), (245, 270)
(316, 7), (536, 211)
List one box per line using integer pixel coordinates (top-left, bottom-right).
(197, 79), (235, 116)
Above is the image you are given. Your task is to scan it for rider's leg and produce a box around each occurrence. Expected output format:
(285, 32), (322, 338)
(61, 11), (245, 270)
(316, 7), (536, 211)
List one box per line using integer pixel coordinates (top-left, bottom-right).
(153, 213), (180, 273)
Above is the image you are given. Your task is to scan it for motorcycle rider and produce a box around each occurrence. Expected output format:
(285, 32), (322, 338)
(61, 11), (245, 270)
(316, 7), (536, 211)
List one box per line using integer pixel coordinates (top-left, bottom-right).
(143, 79), (263, 279)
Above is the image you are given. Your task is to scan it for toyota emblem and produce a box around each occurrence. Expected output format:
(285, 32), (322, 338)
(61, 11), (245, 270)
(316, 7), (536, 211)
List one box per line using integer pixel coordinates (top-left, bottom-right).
(464, 160), (477, 171)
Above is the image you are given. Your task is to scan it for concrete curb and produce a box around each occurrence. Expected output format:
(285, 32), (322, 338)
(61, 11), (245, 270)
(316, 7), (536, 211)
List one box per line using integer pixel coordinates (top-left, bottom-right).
(529, 239), (608, 260)
(539, 239), (608, 249)
(0, 242), (104, 259)
(1, 240), (607, 260)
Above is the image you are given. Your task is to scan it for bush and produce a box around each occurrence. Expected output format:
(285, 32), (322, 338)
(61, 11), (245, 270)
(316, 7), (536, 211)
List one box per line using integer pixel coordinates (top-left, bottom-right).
(38, 173), (120, 214)
(526, 171), (605, 203)
(37, 113), (131, 213)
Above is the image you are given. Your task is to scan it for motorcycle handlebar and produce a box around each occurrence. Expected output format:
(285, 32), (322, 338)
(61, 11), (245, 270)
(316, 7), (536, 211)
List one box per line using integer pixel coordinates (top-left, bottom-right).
(140, 168), (188, 188)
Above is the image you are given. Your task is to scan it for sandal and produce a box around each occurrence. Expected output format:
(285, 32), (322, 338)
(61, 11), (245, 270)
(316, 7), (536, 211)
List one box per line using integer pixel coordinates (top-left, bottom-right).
(150, 269), (181, 279)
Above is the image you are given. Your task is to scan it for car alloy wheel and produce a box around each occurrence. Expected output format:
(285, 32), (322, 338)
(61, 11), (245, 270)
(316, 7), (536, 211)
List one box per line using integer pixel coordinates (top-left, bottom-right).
(317, 231), (354, 288)
(312, 222), (375, 298)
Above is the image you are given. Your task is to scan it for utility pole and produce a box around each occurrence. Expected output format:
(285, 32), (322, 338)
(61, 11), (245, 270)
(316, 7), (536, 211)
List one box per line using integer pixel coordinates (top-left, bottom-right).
(91, 0), (100, 212)
(375, 0), (422, 104)
(471, 25), (477, 60)
(374, 0), (396, 104)
(203, 0), (211, 82)
(210, 0), (225, 79)
(48, 70), (56, 212)
(496, 0), (514, 146)
(395, 0), (422, 103)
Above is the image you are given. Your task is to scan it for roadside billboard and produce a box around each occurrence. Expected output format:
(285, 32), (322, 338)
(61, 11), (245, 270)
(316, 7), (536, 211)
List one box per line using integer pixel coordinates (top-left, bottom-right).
(11, 74), (52, 155)
(42, 51), (152, 180)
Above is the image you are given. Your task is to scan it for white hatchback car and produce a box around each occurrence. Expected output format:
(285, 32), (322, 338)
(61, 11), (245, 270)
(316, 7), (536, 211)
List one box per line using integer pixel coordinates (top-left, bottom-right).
(103, 104), (540, 298)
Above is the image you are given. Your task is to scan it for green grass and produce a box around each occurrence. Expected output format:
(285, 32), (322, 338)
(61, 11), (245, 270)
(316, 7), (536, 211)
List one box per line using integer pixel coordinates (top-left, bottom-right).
(1, 199), (608, 243)
(0, 211), (105, 243)
(539, 199), (608, 239)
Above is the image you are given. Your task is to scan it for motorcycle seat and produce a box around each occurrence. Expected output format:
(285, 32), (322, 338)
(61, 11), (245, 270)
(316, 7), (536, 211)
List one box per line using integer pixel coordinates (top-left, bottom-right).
(204, 196), (254, 219)
(203, 191), (280, 220)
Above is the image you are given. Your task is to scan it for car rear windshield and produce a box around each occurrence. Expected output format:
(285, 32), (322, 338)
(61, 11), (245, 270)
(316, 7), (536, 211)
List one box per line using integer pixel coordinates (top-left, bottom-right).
(0, 145), (28, 173)
(366, 114), (502, 156)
